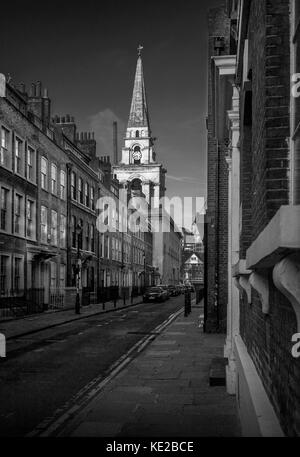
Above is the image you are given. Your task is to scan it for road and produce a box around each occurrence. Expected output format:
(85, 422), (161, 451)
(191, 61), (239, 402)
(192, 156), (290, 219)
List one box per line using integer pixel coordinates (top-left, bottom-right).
(0, 296), (184, 436)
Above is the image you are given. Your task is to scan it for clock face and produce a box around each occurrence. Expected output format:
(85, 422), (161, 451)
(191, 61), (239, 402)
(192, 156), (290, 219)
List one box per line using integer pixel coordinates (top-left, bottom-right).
(132, 150), (142, 161)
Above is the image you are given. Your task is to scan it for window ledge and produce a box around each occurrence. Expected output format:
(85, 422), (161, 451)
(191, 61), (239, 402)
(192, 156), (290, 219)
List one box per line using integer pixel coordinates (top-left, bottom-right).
(246, 206), (300, 270)
(273, 254), (300, 331)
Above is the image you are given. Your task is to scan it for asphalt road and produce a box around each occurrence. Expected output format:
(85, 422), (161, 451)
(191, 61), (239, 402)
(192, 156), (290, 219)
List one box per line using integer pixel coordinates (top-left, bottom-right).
(0, 296), (184, 437)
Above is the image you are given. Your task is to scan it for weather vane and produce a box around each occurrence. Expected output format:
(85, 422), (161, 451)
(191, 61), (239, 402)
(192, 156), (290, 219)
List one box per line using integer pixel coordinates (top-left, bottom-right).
(137, 44), (144, 56)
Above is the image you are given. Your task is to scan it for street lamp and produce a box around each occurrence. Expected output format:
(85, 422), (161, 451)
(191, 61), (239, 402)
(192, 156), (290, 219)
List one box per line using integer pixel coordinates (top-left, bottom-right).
(75, 222), (83, 314)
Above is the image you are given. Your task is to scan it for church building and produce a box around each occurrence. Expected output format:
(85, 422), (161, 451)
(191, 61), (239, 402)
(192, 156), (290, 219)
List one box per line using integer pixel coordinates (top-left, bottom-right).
(112, 47), (182, 285)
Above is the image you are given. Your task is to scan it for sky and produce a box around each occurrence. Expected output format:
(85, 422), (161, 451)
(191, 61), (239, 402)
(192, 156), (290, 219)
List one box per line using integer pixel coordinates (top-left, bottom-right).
(1, 0), (222, 209)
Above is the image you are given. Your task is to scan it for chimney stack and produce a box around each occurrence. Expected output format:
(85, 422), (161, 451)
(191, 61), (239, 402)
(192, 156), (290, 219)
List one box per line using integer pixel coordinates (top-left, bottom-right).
(29, 83), (36, 97)
(36, 81), (42, 97)
(113, 121), (118, 164)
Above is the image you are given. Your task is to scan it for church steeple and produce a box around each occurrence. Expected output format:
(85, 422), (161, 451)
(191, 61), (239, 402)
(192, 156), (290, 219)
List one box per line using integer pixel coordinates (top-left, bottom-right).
(127, 45), (150, 132)
(112, 46), (166, 207)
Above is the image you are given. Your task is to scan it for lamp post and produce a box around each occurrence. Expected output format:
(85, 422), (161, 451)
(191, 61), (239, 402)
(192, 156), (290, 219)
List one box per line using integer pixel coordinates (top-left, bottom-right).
(75, 223), (83, 314)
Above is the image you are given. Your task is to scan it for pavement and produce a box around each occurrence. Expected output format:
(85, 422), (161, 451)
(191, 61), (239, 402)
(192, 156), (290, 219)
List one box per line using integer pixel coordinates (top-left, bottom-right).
(58, 304), (241, 437)
(0, 295), (143, 340)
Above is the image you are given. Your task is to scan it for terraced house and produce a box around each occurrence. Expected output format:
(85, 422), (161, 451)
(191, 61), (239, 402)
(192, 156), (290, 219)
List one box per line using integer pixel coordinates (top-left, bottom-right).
(0, 73), (157, 318)
(207, 0), (300, 437)
(0, 79), (70, 316)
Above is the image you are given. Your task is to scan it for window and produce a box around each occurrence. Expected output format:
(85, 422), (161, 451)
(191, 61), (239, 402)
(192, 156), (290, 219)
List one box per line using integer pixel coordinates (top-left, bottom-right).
(40, 206), (48, 243)
(71, 216), (76, 248)
(51, 163), (57, 194)
(90, 224), (95, 252)
(0, 126), (11, 169)
(78, 219), (83, 249)
(0, 255), (9, 294)
(100, 233), (104, 258)
(291, 0), (300, 203)
(41, 157), (48, 190)
(27, 146), (35, 182)
(15, 137), (23, 174)
(60, 214), (66, 248)
(86, 222), (90, 251)
(112, 237), (115, 260)
(14, 257), (22, 291)
(85, 182), (90, 207)
(50, 261), (57, 288)
(78, 178), (83, 203)
(90, 186), (95, 210)
(26, 198), (35, 239)
(59, 264), (66, 289)
(104, 235), (109, 258)
(0, 187), (9, 231)
(14, 193), (23, 235)
(136, 130), (139, 138)
(60, 170), (66, 200)
(71, 172), (76, 200)
(51, 210), (58, 245)
(133, 146), (141, 164)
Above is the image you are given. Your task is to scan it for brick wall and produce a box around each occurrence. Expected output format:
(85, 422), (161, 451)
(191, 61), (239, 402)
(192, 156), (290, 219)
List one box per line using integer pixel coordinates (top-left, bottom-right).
(205, 3), (231, 332)
(239, 0), (300, 436)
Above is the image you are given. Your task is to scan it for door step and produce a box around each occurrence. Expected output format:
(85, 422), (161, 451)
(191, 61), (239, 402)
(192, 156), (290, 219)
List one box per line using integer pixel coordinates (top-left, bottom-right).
(209, 357), (227, 387)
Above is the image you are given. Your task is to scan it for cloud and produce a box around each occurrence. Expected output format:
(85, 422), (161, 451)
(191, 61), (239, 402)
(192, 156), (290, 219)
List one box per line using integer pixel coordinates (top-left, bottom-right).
(166, 174), (199, 184)
(88, 108), (126, 158)
(177, 116), (203, 130)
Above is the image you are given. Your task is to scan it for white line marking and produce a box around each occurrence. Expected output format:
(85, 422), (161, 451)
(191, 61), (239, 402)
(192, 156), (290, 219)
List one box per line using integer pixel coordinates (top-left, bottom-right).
(27, 307), (183, 437)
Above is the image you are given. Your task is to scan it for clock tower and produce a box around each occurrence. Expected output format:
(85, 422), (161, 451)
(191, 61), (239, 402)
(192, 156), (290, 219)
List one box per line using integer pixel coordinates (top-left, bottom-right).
(112, 46), (166, 207)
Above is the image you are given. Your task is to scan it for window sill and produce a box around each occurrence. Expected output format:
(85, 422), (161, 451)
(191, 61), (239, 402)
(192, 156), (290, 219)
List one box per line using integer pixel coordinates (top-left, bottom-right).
(246, 205), (300, 325)
(246, 205), (300, 270)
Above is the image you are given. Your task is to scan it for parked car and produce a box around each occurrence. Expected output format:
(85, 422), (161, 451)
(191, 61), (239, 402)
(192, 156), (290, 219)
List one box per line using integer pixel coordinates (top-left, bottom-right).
(176, 285), (184, 295)
(143, 287), (168, 302)
(184, 284), (195, 293)
(168, 285), (181, 296)
(158, 285), (171, 299)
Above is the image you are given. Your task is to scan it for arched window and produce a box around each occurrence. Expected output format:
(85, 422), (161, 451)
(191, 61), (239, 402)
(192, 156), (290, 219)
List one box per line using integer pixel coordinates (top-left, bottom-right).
(131, 178), (142, 191)
(135, 130), (139, 138)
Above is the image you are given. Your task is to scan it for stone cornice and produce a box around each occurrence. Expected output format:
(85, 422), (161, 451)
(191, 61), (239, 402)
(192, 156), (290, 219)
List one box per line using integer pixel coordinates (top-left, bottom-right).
(212, 55), (237, 75)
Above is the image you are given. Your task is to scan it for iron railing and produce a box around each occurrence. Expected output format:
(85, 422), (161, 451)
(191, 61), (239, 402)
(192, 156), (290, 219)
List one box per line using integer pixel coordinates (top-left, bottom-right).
(0, 288), (45, 319)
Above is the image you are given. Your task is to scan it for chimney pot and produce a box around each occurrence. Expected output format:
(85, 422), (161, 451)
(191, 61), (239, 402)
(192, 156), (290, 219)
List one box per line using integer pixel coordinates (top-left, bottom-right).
(36, 81), (42, 97)
(71, 116), (75, 122)
(43, 88), (48, 98)
(30, 83), (36, 97)
(19, 83), (25, 93)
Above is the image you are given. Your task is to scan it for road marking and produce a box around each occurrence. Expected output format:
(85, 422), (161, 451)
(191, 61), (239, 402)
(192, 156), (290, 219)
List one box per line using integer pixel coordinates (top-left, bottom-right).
(27, 306), (183, 437)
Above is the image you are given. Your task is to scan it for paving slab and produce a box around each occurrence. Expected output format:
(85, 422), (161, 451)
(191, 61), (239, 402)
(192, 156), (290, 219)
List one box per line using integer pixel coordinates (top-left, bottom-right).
(63, 306), (241, 437)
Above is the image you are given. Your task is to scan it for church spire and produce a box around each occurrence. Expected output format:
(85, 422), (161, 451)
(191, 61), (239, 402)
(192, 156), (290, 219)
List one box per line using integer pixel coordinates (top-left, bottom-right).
(127, 45), (150, 131)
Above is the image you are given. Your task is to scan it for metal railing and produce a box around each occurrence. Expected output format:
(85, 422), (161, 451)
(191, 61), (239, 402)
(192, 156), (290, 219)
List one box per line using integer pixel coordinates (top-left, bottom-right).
(49, 288), (65, 310)
(0, 288), (45, 319)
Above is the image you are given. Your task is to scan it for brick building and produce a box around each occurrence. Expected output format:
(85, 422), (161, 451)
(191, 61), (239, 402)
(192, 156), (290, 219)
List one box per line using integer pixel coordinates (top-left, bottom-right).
(207, 0), (300, 436)
(205, 1), (238, 332)
(0, 80), (70, 314)
(0, 73), (154, 318)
